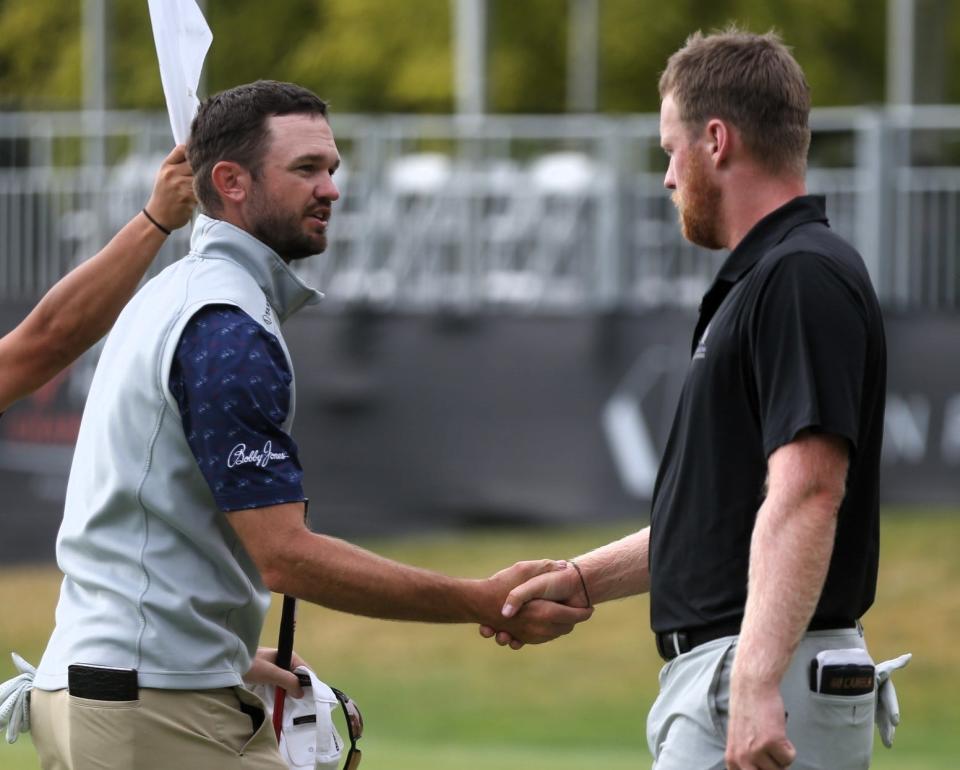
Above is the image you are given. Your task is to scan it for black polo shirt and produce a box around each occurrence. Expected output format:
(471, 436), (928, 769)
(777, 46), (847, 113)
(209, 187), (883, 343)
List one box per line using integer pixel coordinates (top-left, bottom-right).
(648, 195), (886, 634)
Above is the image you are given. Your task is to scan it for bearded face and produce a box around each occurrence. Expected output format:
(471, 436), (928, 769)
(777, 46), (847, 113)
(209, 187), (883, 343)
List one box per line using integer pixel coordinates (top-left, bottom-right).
(247, 181), (329, 262)
(671, 145), (724, 251)
(240, 114), (339, 262)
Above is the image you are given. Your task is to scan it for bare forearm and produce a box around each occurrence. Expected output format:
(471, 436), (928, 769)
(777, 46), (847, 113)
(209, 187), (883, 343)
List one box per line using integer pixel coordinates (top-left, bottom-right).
(733, 492), (838, 688)
(488, 527), (648, 647)
(234, 503), (593, 642)
(266, 531), (487, 624)
(0, 145), (194, 412)
(574, 527), (650, 603)
(724, 433), (848, 767)
(32, 215), (167, 354)
(0, 215), (168, 411)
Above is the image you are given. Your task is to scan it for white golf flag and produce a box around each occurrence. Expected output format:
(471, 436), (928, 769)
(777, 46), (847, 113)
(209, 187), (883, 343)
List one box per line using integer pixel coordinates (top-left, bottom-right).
(147, 0), (213, 144)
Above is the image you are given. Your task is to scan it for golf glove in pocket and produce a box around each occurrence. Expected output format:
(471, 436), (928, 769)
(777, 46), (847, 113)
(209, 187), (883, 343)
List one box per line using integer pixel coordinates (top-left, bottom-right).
(875, 652), (911, 749)
(0, 653), (35, 744)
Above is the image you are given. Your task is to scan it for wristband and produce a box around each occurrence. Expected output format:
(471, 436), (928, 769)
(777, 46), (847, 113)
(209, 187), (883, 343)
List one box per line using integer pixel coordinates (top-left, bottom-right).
(569, 560), (592, 608)
(142, 208), (172, 236)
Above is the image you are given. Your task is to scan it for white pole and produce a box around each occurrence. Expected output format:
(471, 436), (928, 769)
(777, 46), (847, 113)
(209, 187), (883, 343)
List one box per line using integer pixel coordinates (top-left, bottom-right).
(83, 0), (107, 115)
(567, 0), (599, 112)
(453, 0), (487, 115)
(82, 0), (107, 251)
(887, 0), (915, 105)
(83, 0), (107, 172)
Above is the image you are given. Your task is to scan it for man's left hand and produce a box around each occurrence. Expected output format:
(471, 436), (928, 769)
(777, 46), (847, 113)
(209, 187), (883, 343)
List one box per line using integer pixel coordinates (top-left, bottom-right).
(725, 682), (797, 770)
(243, 646), (308, 699)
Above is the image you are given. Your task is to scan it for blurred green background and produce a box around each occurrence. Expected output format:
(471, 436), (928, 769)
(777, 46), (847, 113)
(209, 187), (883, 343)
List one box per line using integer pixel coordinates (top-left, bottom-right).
(1, 2), (958, 768)
(3, 0), (960, 113)
(2, 511), (958, 769)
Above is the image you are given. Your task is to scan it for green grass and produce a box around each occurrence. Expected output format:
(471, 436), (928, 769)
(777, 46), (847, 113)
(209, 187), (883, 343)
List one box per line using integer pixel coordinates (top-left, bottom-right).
(2, 510), (959, 769)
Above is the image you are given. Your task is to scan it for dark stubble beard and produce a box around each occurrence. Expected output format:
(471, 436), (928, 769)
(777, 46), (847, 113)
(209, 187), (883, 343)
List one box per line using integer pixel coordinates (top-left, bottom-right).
(247, 187), (327, 263)
(671, 149), (724, 250)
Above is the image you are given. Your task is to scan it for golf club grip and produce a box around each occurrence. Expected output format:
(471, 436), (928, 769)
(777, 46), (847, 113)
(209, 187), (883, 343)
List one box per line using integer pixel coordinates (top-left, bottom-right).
(276, 594), (297, 671)
(274, 504), (308, 741)
(273, 593), (298, 740)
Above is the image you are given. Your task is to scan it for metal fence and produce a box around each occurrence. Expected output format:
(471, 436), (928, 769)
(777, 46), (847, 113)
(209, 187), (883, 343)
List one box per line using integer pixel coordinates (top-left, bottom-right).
(2, 106), (960, 311)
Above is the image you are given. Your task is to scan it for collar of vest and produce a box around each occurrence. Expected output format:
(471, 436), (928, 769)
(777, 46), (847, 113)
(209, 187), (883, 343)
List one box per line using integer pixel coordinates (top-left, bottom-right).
(189, 214), (324, 323)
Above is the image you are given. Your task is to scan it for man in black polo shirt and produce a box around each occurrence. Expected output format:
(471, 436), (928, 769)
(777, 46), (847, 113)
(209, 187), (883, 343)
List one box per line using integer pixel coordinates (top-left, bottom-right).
(484, 27), (908, 770)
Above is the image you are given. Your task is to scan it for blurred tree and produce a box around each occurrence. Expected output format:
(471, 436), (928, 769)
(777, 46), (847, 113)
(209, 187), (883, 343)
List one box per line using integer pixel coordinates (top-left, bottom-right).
(600, 0), (886, 111)
(0, 0), (83, 108)
(111, 0), (324, 109)
(489, 0), (566, 112)
(283, 0), (452, 112)
(0, 0), (951, 112)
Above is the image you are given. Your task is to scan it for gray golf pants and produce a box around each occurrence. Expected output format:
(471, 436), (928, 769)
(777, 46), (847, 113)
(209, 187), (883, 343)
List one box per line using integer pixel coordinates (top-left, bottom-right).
(647, 627), (875, 770)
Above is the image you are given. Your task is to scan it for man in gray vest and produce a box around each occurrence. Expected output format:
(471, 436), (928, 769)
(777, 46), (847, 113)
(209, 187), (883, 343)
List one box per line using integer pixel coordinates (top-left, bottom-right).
(26, 80), (590, 770)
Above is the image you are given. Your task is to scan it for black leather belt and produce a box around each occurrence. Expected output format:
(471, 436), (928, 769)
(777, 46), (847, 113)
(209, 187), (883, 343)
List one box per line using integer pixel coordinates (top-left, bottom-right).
(655, 617), (858, 661)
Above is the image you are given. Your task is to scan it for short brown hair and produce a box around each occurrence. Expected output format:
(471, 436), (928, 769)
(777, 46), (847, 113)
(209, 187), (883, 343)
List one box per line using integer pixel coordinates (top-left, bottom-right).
(187, 80), (329, 215)
(659, 26), (811, 176)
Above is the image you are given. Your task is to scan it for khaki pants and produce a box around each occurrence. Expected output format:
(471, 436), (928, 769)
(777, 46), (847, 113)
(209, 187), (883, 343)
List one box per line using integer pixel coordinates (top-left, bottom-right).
(647, 627), (875, 770)
(30, 686), (289, 770)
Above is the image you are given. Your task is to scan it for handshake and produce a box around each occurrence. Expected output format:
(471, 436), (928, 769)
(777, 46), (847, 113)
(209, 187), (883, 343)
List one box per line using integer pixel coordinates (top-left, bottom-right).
(472, 559), (595, 650)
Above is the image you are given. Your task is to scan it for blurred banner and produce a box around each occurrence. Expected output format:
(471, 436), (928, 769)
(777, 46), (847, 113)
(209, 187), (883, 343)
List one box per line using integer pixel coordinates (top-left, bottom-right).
(0, 307), (956, 564)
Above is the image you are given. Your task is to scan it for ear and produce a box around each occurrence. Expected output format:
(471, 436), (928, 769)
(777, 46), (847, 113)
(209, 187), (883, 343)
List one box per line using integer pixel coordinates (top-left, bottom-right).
(210, 160), (251, 206)
(704, 118), (733, 168)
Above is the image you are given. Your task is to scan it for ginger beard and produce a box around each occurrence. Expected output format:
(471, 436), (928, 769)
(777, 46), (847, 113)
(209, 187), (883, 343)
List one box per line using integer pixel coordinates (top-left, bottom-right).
(671, 147), (724, 251)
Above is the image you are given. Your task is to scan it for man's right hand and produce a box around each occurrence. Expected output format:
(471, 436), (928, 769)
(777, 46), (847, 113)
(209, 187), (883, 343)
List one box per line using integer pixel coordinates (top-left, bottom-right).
(144, 144), (196, 232)
(479, 560), (591, 649)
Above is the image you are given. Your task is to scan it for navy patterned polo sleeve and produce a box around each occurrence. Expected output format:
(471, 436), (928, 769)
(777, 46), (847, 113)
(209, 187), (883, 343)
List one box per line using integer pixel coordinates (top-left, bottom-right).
(169, 304), (306, 512)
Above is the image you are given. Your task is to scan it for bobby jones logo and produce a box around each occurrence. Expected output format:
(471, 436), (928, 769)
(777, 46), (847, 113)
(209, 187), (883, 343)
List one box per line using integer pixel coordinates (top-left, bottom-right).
(227, 441), (289, 469)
